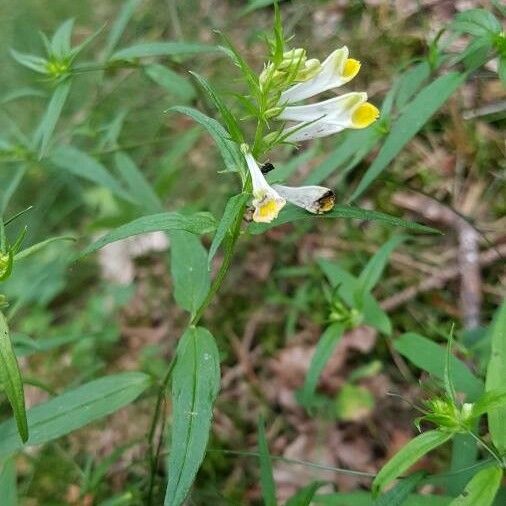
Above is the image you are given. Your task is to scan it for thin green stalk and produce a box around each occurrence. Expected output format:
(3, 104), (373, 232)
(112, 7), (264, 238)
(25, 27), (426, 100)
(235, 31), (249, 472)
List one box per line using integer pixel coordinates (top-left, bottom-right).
(466, 431), (504, 468)
(191, 201), (246, 326)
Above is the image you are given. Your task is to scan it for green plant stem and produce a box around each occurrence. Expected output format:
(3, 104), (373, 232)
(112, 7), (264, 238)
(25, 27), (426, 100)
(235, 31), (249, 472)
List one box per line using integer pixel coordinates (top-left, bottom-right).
(146, 199), (246, 504)
(190, 201), (246, 326)
(466, 430), (504, 468)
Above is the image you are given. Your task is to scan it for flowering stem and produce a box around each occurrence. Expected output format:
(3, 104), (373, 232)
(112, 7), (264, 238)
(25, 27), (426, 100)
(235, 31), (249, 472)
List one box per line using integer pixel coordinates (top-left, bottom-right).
(191, 199), (247, 326)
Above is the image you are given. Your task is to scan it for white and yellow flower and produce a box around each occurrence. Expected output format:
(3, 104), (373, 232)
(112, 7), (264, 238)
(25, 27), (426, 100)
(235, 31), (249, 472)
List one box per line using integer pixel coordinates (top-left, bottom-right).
(272, 184), (336, 214)
(242, 145), (286, 223)
(279, 92), (379, 142)
(280, 46), (360, 104)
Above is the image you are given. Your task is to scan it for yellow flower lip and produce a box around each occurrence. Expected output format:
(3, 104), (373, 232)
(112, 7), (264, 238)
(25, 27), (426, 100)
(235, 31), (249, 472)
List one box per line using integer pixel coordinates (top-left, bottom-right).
(253, 197), (285, 223)
(351, 102), (379, 128)
(342, 58), (361, 79)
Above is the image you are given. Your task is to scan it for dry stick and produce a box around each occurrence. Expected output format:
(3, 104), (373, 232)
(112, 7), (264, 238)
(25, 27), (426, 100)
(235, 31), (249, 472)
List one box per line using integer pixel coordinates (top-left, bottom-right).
(381, 243), (506, 312)
(389, 192), (489, 328)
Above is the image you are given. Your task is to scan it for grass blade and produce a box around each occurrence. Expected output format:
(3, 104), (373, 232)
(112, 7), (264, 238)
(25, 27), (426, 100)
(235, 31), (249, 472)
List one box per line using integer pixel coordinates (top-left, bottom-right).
(350, 72), (466, 201)
(300, 323), (345, 407)
(258, 416), (277, 506)
(485, 300), (506, 454)
(33, 80), (71, 159)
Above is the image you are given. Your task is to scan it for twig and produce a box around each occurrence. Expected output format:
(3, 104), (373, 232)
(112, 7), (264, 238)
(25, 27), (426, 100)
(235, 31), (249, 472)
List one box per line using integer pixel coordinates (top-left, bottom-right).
(381, 244), (506, 312)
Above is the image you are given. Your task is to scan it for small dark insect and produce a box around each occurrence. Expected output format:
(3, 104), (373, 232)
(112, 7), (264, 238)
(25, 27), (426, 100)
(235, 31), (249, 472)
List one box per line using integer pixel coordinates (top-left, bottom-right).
(260, 162), (275, 174)
(315, 190), (336, 214)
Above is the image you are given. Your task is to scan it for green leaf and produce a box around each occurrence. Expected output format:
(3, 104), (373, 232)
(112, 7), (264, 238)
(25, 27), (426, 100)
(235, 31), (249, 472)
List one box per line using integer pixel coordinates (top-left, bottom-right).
(190, 72), (243, 143)
(451, 9), (502, 37)
(0, 311), (28, 443)
(357, 235), (406, 294)
(314, 492), (453, 505)
(114, 152), (163, 213)
(9, 49), (48, 74)
(50, 145), (135, 202)
(373, 471), (426, 506)
(303, 128), (380, 185)
(286, 482), (325, 506)
(258, 417), (277, 506)
(350, 72), (466, 201)
(104, 0), (142, 57)
(111, 42), (222, 61)
(499, 56), (506, 87)
(300, 323), (345, 406)
(33, 80), (72, 159)
(170, 230), (210, 317)
(249, 204), (439, 235)
(318, 260), (391, 335)
(1, 87), (46, 105)
(165, 327), (220, 506)
(50, 19), (74, 59)
(471, 389), (506, 419)
(394, 61), (431, 111)
(80, 212), (216, 257)
(372, 430), (453, 495)
(485, 299), (506, 454)
(394, 333), (484, 401)
(144, 64), (196, 103)
(14, 235), (75, 261)
(0, 372), (150, 457)
(208, 193), (249, 266)
(450, 465), (503, 506)
(0, 458), (17, 506)
(168, 106), (243, 174)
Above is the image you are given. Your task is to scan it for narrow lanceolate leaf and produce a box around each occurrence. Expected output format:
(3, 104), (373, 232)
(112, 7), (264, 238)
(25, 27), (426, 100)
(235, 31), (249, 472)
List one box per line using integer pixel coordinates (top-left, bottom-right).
(111, 42), (222, 61)
(33, 80), (71, 159)
(258, 417), (277, 506)
(208, 193), (249, 266)
(50, 19), (74, 60)
(249, 204), (439, 235)
(357, 235), (406, 294)
(0, 458), (17, 506)
(144, 64), (196, 103)
(285, 482), (325, 506)
(190, 72), (243, 143)
(170, 231), (210, 317)
(450, 466), (503, 506)
(50, 145), (134, 203)
(0, 311), (28, 443)
(104, 0), (142, 57)
(373, 471), (426, 506)
(350, 72), (466, 201)
(372, 430), (453, 496)
(114, 152), (163, 213)
(300, 323), (345, 406)
(394, 333), (484, 401)
(485, 300), (506, 454)
(80, 212), (216, 257)
(15, 235), (75, 261)
(9, 49), (48, 74)
(165, 327), (220, 506)
(0, 372), (150, 457)
(168, 106), (243, 174)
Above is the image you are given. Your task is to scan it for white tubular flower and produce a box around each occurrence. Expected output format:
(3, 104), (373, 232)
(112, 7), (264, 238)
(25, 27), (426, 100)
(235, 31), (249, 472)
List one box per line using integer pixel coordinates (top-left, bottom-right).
(280, 93), (379, 142)
(280, 46), (361, 104)
(242, 146), (286, 223)
(272, 184), (336, 214)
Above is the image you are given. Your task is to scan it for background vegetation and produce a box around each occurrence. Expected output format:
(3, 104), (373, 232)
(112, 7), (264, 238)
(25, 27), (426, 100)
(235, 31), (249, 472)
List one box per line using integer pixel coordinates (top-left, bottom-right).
(0, 0), (504, 505)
